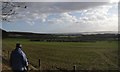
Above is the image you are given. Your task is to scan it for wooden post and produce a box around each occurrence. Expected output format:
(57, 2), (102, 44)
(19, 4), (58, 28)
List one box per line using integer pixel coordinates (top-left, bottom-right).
(73, 65), (76, 72)
(39, 59), (41, 71)
(8, 51), (10, 60)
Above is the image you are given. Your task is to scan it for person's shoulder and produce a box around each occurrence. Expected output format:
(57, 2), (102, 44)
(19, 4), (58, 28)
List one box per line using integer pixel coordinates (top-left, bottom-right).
(17, 48), (24, 54)
(11, 48), (18, 53)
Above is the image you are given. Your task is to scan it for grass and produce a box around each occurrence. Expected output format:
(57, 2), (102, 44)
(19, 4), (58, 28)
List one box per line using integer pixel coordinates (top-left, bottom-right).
(2, 38), (119, 70)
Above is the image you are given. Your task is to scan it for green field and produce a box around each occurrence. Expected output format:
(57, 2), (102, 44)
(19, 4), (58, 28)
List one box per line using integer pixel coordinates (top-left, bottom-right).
(2, 38), (119, 70)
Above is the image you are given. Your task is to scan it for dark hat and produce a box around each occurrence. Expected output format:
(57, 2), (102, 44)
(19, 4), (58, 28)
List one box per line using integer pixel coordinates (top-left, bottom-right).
(16, 43), (21, 48)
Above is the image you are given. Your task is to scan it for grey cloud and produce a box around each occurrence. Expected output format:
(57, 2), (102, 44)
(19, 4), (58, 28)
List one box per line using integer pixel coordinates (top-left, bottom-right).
(2, 2), (109, 14)
(2, 0), (113, 2)
(25, 2), (109, 13)
(2, 2), (109, 22)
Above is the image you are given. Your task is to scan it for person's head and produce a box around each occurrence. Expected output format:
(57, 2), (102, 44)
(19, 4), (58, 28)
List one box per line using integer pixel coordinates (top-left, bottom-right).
(16, 43), (22, 48)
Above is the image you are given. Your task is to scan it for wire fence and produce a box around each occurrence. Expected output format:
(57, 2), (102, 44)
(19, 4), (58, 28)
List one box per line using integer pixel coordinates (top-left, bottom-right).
(2, 50), (78, 72)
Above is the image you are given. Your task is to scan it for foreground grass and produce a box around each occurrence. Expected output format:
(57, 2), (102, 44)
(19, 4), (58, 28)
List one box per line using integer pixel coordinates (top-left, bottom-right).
(2, 38), (118, 70)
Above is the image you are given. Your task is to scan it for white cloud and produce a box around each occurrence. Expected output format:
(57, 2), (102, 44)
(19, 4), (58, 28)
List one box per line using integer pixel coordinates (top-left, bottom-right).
(49, 3), (117, 32)
(2, 2), (109, 23)
(45, 12), (78, 25)
(2, 2), (118, 33)
(48, 3), (118, 33)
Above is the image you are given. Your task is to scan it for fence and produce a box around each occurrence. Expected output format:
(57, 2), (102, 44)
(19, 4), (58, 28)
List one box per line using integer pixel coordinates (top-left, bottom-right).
(2, 50), (77, 72)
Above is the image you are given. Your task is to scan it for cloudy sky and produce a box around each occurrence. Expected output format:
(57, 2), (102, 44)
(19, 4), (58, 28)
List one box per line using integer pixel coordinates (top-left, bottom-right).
(2, 1), (118, 33)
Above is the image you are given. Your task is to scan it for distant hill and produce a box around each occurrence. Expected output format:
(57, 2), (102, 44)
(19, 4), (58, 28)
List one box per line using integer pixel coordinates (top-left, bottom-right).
(79, 31), (118, 35)
(1, 29), (119, 42)
(55, 31), (118, 35)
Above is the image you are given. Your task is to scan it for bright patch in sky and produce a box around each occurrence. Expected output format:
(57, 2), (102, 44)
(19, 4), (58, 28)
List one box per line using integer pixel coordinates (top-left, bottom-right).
(110, 0), (119, 3)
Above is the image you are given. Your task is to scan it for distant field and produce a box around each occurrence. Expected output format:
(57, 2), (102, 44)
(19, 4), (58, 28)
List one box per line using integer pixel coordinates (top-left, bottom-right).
(2, 38), (118, 70)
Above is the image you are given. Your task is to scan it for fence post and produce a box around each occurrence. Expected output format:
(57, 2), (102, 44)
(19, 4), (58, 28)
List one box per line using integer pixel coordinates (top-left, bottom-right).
(73, 65), (76, 72)
(8, 51), (10, 60)
(39, 59), (41, 71)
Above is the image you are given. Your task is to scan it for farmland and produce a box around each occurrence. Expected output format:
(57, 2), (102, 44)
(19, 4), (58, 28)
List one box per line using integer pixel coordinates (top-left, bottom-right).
(2, 38), (118, 70)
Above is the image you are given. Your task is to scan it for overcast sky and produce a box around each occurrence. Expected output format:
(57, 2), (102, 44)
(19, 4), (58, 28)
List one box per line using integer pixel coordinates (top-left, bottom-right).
(2, 1), (118, 33)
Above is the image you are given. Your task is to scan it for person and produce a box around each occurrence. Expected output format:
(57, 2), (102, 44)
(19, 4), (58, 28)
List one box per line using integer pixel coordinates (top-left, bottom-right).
(10, 43), (28, 72)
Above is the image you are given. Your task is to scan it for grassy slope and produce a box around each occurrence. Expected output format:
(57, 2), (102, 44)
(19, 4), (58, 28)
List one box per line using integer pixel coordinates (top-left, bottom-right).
(2, 38), (118, 70)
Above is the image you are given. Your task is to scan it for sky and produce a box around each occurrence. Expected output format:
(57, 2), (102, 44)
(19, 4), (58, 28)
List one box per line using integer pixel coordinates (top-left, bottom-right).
(1, 1), (119, 33)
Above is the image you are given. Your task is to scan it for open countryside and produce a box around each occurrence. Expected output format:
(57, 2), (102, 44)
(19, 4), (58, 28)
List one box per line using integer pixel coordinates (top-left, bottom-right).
(2, 37), (118, 70)
(1, 2), (119, 72)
